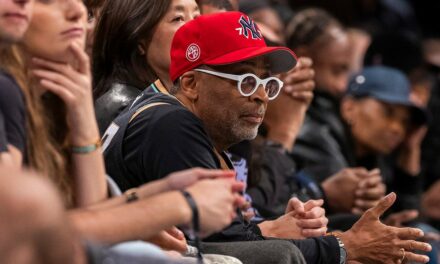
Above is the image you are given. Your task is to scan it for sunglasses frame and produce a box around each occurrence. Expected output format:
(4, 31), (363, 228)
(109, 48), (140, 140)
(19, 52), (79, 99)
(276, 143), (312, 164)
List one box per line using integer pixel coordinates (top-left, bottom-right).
(193, 68), (284, 100)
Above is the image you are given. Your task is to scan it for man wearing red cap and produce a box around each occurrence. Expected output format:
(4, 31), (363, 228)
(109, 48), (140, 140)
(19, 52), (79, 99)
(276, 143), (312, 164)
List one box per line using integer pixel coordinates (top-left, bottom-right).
(103, 12), (432, 264)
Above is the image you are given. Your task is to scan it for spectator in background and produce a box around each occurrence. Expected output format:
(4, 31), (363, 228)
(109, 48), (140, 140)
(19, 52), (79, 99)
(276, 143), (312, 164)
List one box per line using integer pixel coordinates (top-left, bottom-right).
(287, 0), (420, 36)
(239, 0), (286, 44)
(295, 65), (427, 214)
(82, 0), (105, 57)
(286, 9), (386, 218)
(93, 0), (200, 134)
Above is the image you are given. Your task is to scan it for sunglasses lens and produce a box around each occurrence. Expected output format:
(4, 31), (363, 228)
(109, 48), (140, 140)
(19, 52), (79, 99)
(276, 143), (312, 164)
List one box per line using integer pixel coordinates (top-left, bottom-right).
(240, 75), (257, 95)
(265, 79), (280, 98)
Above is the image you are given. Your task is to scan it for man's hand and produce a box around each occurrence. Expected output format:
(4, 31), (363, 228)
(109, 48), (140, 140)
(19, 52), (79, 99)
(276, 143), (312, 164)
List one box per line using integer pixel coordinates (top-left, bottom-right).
(240, 201), (255, 222)
(280, 57), (315, 105)
(398, 125), (428, 176)
(264, 57), (315, 151)
(322, 168), (366, 213)
(339, 193), (431, 264)
(352, 168), (386, 214)
(383, 210), (419, 227)
(258, 197), (328, 239)
(166, 168), (236, 190)
(147, 227), (187, 253)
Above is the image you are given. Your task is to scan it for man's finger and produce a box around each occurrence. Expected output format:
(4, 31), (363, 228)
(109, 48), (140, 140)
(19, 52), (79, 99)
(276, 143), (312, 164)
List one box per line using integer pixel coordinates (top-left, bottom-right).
(166, 227), (185, 240)
(367, 192), (396, 218)
(355, 185), (386, 200)
(196, 169), (236, 179)
(398, 240), (432, 252)
(297, 217), (328, 229)
(230, 181), (245, 193)
(301, 227), (327, 238)
(403, 251), (430, 263)
(283, 69), (315, 85)
(304, 199), (324, 211)
(368, 168), (381, 176)
(285, 197), (305, 214)
(386, 210), (419, 226)
(396, 227), (425, 240)
(297, 57), (313, 69)
(358, 175), (383, 189)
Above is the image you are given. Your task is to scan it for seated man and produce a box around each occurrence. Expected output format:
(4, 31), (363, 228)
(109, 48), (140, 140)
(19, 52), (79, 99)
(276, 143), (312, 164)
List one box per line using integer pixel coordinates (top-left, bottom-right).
(103, 11), (432, 263)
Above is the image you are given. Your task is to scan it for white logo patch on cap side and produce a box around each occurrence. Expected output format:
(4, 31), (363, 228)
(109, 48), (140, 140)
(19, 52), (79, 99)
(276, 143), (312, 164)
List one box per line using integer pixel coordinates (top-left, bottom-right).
(186, 44), (201, 62)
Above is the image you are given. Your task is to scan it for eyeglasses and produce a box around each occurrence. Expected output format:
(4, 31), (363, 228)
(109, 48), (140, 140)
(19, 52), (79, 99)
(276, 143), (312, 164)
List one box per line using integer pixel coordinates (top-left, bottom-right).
(193, 68), (284, 100)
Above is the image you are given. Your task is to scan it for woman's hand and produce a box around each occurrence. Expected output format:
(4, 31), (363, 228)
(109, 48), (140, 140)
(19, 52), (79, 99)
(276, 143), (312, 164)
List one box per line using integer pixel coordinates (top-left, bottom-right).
(31, 42), (99, 146)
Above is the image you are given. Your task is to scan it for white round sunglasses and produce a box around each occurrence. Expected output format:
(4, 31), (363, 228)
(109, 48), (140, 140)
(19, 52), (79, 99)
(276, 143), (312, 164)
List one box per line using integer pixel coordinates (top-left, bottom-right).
(193, 68), (284, 100)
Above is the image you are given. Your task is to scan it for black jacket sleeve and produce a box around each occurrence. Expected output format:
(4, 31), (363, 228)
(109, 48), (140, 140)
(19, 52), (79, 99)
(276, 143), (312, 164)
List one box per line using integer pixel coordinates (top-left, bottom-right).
(291, 120), (349, 183)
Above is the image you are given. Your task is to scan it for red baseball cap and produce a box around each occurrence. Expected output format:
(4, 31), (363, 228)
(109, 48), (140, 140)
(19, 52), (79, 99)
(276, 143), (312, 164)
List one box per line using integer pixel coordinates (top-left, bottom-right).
(170, 11), (297, 81)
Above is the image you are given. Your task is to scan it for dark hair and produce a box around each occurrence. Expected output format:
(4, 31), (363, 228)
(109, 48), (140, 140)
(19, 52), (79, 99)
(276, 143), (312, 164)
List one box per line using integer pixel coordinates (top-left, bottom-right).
(92, 0), (172, 98)
(286, 8), (343, 50)
(364, 31), (424, 75)
(196, 0), (233, 11)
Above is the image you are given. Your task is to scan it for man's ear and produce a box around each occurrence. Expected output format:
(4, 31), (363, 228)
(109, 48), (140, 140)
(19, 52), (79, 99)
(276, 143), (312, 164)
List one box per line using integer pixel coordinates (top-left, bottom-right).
(138, 41), (147, 55)
(179, 71), (199, 101)
(340, 96), (356, 126)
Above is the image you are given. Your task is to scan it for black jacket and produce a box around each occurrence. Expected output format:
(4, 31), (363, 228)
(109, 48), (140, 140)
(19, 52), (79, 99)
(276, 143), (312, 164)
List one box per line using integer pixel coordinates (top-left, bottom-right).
(94, 83), (142, 135)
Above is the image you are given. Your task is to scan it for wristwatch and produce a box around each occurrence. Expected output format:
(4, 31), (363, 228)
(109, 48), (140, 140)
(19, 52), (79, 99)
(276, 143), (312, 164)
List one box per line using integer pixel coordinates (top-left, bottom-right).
(334, 235), (347, 264)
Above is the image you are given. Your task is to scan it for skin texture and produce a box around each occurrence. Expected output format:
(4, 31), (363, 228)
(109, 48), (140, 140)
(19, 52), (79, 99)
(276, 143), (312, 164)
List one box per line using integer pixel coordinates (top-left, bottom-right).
(340, 193), (431, 264)
(0, 0), (33, 45)
(179, 58), (269, 151)
(298, 26), (352, 98)
(142, 0), (200, 89)
(341, 97), (410, 156)
(23, 0), (87, 64)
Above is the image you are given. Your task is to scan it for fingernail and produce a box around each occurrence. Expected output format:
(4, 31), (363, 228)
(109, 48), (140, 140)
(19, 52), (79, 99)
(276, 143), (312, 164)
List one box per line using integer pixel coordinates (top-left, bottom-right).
(427, 244), (432, 251)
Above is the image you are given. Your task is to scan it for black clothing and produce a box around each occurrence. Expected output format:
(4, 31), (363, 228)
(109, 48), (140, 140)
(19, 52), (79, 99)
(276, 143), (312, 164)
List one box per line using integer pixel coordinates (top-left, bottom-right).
(247, 137), (324, 218)
(0, 70), (26, 154)
(0, 112), (7, 152)
(103, 82), (340, 264)
(291, 91), (422, 212)
(94, 82), (142, 135)
(104, 92), (220, 191)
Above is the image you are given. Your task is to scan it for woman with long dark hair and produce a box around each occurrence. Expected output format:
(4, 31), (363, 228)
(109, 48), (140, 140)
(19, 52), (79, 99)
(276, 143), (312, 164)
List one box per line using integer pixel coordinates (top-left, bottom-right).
(93, 0), (200, 133)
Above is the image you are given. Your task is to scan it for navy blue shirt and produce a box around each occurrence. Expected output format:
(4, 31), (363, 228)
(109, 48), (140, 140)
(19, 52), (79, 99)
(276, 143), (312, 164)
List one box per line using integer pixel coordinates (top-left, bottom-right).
(0, 70), (26, 155)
